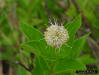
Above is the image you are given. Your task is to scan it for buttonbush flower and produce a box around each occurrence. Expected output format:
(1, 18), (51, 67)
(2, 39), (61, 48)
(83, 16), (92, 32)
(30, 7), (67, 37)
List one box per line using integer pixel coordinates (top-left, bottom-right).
(44, 22), (69, 48)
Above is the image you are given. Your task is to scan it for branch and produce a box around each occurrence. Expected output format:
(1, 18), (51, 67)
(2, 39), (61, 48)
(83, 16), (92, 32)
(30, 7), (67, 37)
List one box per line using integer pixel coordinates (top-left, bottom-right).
(0, 52), (35, 72)
(18, 53), (35, 72)
(44, 0), (51, 19)
(0, 59), (34, 72)
(18, 62), (34, 72)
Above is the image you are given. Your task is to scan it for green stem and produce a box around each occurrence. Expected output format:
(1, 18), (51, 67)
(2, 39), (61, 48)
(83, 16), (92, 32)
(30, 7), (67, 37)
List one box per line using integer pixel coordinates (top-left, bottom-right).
(50, 61), (54, 75)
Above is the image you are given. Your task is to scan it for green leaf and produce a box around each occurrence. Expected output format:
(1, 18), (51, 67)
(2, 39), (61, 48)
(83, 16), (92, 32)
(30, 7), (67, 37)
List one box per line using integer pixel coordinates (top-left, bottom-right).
(32, 56), (50, 75)
(55, 70), (76, 75)
(15, 66), (32, 75)
(56, 44), (72, 59)
(78, 55), (97, 64)
(65, 15), (81, 45)
(70, 34), (89, 58)
(21, 40), (56, 61)
(54, 58), (86, 73)
(20, 23), (44, 40)
(31, 57), (43, 75)
(57, 28), (88, 59)
(21, 40), (46, 56)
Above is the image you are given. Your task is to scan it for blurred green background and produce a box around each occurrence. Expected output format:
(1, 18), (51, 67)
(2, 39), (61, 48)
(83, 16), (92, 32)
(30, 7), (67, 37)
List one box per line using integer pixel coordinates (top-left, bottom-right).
(0, 0), (99, 75)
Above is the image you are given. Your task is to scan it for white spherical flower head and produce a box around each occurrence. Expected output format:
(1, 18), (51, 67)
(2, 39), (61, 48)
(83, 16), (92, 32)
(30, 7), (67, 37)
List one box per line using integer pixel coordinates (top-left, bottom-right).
(44, 23), (69, 48)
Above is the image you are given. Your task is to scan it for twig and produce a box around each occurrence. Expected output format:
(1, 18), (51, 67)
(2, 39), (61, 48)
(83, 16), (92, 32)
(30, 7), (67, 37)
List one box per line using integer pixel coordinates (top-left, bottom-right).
(18, 62), (34, 72)
(0, 59), (34, 72)
(44, 0), (51, 19)
(18, 53), (35, 72)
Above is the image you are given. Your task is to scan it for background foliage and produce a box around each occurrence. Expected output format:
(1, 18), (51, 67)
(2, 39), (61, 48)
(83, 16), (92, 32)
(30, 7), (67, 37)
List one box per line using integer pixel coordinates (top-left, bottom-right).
(0, 0), (99, 75)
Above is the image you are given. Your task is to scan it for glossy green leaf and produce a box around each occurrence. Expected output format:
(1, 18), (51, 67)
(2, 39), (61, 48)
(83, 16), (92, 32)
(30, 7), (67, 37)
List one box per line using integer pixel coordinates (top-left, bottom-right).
(15, 66), (32, 75)
(54, 57), (86, 73)
(55, 70), (76, 75)
(56, 44), (72, 59)
(65, 15), (82, 45)
(20, 23), (44, 40)
(70, 34), (89, 58)
(32, 56), (49, 75)
(78, 55), (97, 64)
(21, 40), (56, 61)
(21, 40), (46, 56)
